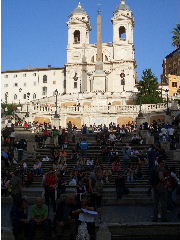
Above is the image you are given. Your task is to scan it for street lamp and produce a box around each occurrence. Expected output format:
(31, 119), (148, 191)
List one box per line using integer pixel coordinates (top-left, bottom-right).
(165, 89), (170, 115)
(54, 89), (59, 118)
(5, 92), (8, 104)
(25, 92), (30, 117)
(138, 98), (144, 117)
(120, 72), (125, 91)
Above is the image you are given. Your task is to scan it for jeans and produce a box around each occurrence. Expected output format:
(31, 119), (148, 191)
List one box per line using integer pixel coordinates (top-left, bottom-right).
(28, 219), (51, 240)
(18, 150), (24, 162)
(33, 168), (44, 175)
(153, 188), (167, 220)
(45, 188), (56, 212)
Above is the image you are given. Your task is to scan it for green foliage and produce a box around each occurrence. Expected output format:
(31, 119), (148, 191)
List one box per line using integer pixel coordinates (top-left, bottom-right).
(1, 103), (20, 116)
(136, 69), (163, 104)
(172, 24), (180, 48)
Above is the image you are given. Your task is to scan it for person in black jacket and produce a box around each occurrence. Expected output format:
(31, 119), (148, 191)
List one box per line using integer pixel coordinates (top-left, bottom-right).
(115, 173), (128, 199)
(54, 194), (78, 240)
(10, 198), (29, 240)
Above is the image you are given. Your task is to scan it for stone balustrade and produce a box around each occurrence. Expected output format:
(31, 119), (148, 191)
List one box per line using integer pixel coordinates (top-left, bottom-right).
(29, 103), (170, 115)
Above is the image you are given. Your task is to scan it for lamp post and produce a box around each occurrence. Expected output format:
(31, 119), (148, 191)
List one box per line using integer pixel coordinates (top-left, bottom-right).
(54, 89), (59, 118)
(19, 88), (22, 104)
(138, 98), (144, 117)
(25, 92), (30, 117)
(120, 72), (125, 91)
(165, 89), (170, 115)
(5, 92), (8, 104)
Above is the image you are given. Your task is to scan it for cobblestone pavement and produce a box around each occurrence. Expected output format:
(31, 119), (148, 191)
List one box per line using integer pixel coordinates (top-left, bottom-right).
(2, 203), (179, 228)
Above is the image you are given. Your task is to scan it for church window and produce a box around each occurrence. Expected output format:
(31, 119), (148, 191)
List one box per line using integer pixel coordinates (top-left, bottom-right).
(91, 56), (95, 63)
(24, 94), (26, 99)
(14, 94), (17, 100)
(33, 93), (36, 99)
(73, 73), (78, 88)
(172, 82), (177, 87)
(74, 30), (80, 44)
(42, 86), (47, 95)
(119, 26), (126, 40)
(43, 75), (47, 83)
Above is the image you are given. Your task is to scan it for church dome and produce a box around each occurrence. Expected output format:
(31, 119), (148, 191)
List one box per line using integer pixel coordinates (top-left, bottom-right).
(71, 2), (87, 16)
(115, 0), (131, 13)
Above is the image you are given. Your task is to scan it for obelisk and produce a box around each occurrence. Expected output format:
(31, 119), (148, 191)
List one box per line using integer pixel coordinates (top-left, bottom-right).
(96, 9), (103, 70)
(93, 9), (106, 92)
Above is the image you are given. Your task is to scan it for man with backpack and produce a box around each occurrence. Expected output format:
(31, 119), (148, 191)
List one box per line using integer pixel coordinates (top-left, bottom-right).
(151, 159), (168, 222)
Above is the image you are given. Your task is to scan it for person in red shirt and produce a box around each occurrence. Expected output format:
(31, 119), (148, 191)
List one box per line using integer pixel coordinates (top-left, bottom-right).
(43, 169), (58, 212)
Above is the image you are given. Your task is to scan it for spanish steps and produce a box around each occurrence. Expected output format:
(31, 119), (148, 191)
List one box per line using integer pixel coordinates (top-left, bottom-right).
(3, 127), (180, 206)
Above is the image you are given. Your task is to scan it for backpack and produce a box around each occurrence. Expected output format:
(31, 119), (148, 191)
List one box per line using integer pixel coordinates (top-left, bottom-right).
(150, 167), (160, 187)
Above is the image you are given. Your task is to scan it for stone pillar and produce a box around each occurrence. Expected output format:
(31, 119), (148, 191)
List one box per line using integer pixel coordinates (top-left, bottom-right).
(136, 116), (146, 128)
(96, 223), (111, 240)
(51, 118), (61, 129)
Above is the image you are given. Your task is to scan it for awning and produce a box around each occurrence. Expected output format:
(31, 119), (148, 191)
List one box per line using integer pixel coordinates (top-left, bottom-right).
(34, 117), (50, 124)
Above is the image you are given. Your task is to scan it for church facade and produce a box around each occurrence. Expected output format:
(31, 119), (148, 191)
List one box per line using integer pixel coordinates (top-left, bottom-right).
(4, 1), (170, 127)
(2, 0), (137, 105)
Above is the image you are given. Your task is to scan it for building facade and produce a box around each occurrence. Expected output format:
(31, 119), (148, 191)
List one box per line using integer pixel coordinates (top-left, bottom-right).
(1, 0), (137, 105)
(1, 67), (65, 104)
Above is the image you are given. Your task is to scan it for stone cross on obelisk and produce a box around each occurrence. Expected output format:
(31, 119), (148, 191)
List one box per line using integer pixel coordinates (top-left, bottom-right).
(93, 8), (106, 92)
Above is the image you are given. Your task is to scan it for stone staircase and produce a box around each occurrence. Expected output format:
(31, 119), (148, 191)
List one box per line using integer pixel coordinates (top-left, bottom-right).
(6, 132), (179, 205)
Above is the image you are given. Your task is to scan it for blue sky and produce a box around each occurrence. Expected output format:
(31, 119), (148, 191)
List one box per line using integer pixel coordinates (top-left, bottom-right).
(2, 0), (179, 81)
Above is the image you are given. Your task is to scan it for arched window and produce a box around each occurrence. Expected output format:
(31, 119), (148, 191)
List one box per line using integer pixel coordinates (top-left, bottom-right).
(33, 93), (36, 99)
(14, 94), (17, 100)
(43, 75), (47, 83)
(74, 30), (80, 44)
(73, 73), (78, 88)
(119, 26), (126, 40)
(42, 87), (47, 95)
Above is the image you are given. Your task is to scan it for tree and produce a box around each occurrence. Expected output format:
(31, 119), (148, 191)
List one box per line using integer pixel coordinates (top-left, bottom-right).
(136, 69), (163, 104)
(1, 103), (20, 116)
(172, 24), (180, 48)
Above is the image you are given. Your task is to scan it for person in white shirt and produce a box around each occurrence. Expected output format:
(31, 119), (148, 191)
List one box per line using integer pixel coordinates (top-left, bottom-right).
(108, 133), (116, 144)
(168, 126), (175, 144)
(72, 197), (97, 239)
(161, 127), (168, 135)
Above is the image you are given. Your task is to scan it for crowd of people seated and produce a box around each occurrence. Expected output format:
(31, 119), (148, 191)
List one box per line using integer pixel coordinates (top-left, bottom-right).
(1, 117), (180, 239)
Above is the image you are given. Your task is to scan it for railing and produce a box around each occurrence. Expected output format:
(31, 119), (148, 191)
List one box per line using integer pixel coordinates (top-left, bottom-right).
(22, 103), (171, 116)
